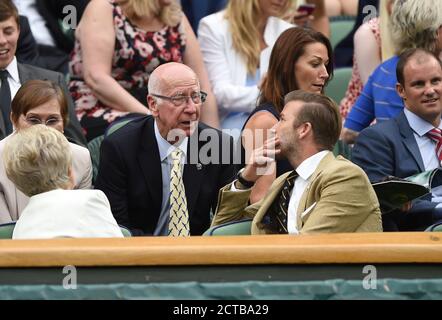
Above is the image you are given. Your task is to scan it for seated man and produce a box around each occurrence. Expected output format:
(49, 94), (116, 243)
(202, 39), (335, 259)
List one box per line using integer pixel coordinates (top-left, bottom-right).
(211, 90), (382, 234)
(95, 62), (236, 236)
(3, 125), (123, 239)
(352, 48), (442, 231)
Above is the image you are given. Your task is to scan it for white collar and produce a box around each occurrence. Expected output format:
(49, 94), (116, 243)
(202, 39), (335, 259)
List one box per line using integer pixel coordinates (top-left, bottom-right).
(3, 57), (20, 84)
(154, 120), (188, 162)
(404, 108), (442, 136)
(295, 150), (330, 181)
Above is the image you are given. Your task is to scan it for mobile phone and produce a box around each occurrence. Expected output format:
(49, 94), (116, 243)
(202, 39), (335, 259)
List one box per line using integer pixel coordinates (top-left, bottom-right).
(297, 3), (316, 15)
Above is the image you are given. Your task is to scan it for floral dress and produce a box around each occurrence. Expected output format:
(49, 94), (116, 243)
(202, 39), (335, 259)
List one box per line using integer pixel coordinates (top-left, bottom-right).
(339, 18), (380, 119)
(69, 0), (186, 141)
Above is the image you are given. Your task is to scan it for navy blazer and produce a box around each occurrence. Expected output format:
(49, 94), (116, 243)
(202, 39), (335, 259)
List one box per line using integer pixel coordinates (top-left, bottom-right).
(95, 116), (237, 236)
(352, 111), (436, 230)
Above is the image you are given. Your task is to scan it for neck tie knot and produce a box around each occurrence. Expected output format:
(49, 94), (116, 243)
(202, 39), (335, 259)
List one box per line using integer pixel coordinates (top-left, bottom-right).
(0, 70), (8, 81)
(171, 148), (183, 160)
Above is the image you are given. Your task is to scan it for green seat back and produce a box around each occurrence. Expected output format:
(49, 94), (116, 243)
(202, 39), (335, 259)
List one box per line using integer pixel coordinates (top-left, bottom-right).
(88, 135), (105, 185)
(203, 219), (252, 236)
(88, 118), (134, 184)
(325, 67), (352, 105)
(0, 222), (15, 239)
(119, 225), (132, 237)
(333, 139), (352, 160)
(330, 18), (355, 49)
(426, 222), (442, 232)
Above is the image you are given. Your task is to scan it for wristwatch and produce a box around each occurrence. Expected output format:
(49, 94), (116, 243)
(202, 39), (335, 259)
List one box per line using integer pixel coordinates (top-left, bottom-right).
(236, 168), (255, 189)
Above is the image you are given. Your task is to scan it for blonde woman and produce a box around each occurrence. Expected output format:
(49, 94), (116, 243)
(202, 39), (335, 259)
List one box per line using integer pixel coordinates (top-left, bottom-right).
(3, 125), (123, 239)
(69, 0), (219, 141)
(197, 0), (293, 135)
(340, 0), (395, 119)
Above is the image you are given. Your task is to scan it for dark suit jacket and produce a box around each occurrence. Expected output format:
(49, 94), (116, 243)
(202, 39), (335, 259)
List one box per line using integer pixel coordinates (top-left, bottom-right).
(352, 111), (436, 230)
(13, 63), (87, 147)
(95, 116), (237, 236)
(16, 15), (68, 74)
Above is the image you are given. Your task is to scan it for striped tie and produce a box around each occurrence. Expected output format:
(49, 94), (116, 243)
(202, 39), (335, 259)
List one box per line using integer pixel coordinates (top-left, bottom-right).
(168, 149), (190, 237)
(275, 170), (298, 234)
(427, 128), (442, 162)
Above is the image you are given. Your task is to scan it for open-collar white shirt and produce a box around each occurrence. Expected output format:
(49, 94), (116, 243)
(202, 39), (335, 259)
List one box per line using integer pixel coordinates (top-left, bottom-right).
(287, 150), (329, 234)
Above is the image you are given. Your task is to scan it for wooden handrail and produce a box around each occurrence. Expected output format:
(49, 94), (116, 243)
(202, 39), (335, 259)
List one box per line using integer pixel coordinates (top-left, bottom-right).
(0, 232), (441, 267)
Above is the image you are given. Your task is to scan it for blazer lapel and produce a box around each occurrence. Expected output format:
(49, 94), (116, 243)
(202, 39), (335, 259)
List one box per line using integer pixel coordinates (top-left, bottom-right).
(183, 125), (204, 215)
(397, 112), (425, 172)
(17, 63), (32, 84)
(137, 118), (162, 220)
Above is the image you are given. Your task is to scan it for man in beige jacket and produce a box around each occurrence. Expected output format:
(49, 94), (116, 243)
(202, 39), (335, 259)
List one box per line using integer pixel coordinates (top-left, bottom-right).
(212, 90), (382, 234)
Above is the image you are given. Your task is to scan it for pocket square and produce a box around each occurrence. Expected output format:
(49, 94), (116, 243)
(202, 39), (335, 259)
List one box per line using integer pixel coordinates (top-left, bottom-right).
(301, 202), (317, 219)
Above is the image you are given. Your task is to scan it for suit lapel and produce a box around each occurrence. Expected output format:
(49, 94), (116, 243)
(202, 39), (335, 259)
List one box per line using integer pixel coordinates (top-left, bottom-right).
(17, 63), (33, 84)
(183, 125), (204, 215)
(397, 112), (425, 172)
(137, 118), (162, 220)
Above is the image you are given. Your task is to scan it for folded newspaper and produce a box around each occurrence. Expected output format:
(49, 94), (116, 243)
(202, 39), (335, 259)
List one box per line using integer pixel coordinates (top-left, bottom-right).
(372, 168), (442, 213)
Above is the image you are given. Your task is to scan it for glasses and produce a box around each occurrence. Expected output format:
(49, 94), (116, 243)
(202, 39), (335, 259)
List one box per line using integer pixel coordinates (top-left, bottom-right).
(24, 116), (63, 127)
(151, 91), (207, 107)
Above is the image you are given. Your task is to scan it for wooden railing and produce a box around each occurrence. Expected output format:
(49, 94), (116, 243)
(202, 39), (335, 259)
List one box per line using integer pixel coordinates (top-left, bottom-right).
(0, 232), (442, 267)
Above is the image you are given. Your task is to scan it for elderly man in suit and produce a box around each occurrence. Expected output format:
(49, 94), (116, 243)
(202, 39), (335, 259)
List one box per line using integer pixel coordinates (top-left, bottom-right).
(352, 48), (442, 231)
(96, 62), (236, 236)
(0, 0), (86, 146)
(212, 90), (382, 234)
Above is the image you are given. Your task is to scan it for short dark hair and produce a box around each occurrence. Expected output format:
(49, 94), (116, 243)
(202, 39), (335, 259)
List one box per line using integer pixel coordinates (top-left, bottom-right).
(11, 80), (69, 127)
(284, 90), (341, 151)
(259, 27), (334, 114)
(0, 0), (20, 28)
(396, 48), (442, 86)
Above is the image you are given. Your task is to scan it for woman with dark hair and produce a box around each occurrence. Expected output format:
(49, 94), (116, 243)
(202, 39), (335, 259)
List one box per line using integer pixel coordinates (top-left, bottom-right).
(241, 27), (333, 203)
(0, 80), (92, 224)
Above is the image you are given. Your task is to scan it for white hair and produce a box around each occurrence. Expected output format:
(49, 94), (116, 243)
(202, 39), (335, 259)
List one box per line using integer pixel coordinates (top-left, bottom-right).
(390, 0), (442, 54)
(3, 125), (72, 197)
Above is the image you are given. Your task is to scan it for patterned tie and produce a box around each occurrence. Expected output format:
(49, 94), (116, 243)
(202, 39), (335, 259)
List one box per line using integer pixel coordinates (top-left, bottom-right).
(275, 170), (298, 234)
(168, 148), (190, 236)
(427, 128), (442, 162)
(0, 70), (12, 135)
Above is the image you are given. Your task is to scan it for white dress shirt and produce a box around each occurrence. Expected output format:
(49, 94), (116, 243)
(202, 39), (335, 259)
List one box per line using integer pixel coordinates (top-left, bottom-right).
(287, 150), (329, 234)
(404, 108), (442, 170)
(13, 0), (56, 46)
(198, 11), (293, 119)
(404, 109), (442, 203)
(153, 121), (188, 235)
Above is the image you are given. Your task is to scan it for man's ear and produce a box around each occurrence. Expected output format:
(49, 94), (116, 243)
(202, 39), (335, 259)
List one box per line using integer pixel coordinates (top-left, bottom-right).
(147, 95), (159, 116)
(396, 83), (406, 100)
(298, 122), (312, 139)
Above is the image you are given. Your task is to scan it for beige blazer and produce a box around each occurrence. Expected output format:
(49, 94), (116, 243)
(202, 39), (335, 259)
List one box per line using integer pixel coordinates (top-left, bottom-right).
(212, 153), (382, 234)
(0, 135), (92, 223)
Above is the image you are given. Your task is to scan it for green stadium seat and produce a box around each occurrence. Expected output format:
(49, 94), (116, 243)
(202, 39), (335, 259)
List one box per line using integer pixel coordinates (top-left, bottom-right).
(425, 221), (442, 232)
(325, 67), (352, 105)
(0, 222), (15, 239)
(329, 17), (355, 49)
(203, 219), (252, 236)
